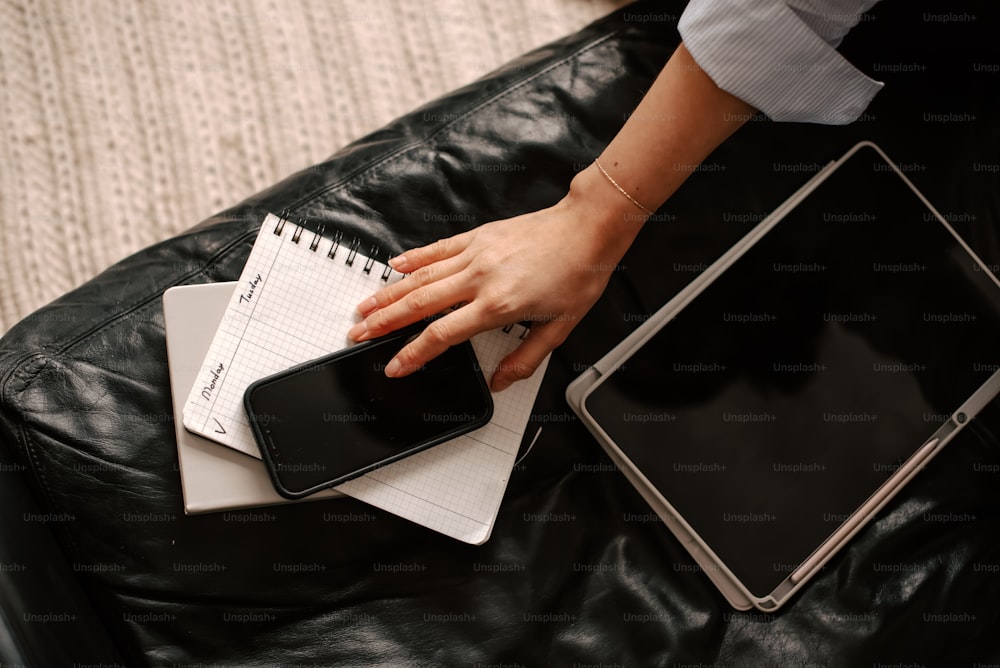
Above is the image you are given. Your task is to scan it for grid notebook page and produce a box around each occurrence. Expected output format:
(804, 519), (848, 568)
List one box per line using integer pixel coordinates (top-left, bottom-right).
(183, 213), (548, 543)
(339, 331), (548, 545)
(183, 213), (401, 457)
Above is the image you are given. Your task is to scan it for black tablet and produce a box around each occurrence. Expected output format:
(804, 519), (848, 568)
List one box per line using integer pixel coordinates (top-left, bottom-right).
(567, 142), (1000, 610)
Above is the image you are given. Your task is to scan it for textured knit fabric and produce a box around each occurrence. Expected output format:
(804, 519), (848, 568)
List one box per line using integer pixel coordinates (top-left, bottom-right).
(679, 0), (884, 124)
(0, 0), (629, 334)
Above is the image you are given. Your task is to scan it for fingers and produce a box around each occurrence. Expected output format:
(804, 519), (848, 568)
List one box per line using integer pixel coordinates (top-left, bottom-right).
(358, 248), (468, 315)
(351, 249), (472, 336)
(346, 221), (581, 388)
(388, 232), (472, 274)
(489, 321), (569, 392)
(383, 303), (502, 378)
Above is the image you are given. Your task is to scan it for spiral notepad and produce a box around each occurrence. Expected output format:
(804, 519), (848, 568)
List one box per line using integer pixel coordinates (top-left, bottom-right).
(183, 212), (548, 543)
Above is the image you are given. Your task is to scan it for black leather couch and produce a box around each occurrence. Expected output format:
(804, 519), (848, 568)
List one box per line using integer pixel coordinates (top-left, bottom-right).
(2, 2), (999, 665)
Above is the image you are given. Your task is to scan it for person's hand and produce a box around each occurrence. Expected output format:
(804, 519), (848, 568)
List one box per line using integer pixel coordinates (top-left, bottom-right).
(346, 38), (757, 391)
(347, 166), (647, 391)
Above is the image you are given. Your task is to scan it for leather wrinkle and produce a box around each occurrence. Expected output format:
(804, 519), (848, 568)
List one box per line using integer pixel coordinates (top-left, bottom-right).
(55, 228), (259, 358)
(1, 227), (258, 531)
(281, 30), (623, 216)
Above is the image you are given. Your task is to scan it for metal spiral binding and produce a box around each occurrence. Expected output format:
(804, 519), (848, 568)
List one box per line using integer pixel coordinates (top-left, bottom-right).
(273, 211), (532, 336)
(327, 230), (343, 259)
(345, 238), (360, 267)
(363, 244), (377, 274)
(272, 210), (393, 282)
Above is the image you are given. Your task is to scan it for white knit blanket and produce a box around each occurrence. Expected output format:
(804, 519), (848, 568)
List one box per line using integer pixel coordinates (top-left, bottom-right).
(0, 0), (627, 333)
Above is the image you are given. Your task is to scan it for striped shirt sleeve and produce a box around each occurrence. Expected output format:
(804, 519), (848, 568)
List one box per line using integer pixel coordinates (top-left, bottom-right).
(678, 0), (884, 124)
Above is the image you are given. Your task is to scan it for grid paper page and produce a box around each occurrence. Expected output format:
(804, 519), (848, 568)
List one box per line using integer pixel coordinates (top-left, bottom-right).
(183, 213), (397, 456)
(183, 213), (548, 543)
(338, 329), (548, 544)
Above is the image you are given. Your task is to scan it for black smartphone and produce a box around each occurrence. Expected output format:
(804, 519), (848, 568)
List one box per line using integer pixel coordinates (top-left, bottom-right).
(244, 322), (494, 499)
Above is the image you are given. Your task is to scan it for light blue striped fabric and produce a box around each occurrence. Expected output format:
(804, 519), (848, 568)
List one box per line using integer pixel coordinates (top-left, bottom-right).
(679, 0), (884, 124)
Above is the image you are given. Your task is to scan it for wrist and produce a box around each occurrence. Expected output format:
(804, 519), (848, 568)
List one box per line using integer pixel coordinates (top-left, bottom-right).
(563, 162), (651, 247)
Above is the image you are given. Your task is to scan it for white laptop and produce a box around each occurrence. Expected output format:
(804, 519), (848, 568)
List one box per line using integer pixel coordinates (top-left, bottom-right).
(567, 142), (1000, 611)
(163, 282), (343, 514)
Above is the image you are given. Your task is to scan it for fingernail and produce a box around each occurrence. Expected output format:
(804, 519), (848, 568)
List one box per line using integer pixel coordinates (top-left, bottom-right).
(356, 296), (377, 316)
(384, 357), (401, 377)
(491, 376), (511, 393)
(389, 255), (408, 272)
(347, 321), (368, 341)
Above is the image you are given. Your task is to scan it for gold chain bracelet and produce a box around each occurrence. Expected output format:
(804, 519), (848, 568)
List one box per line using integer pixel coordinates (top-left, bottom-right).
(593, 157), (654, 216)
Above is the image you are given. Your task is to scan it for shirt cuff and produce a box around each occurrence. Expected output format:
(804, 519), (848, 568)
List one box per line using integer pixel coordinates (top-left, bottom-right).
(678, 0), (884, 125)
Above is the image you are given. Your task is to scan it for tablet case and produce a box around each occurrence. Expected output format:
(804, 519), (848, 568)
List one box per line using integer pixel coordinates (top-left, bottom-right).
(566, 141), (1000, 611)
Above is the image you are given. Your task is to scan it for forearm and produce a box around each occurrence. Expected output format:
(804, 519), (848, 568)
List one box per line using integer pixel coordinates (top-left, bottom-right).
(568, 41), (754, 246)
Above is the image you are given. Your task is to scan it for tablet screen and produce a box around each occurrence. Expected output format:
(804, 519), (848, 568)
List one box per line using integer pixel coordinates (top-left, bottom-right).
(583, 145), (1000, 598)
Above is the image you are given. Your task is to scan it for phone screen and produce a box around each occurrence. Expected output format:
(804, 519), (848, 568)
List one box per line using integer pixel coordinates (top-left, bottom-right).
(244, 325), (493, 498)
